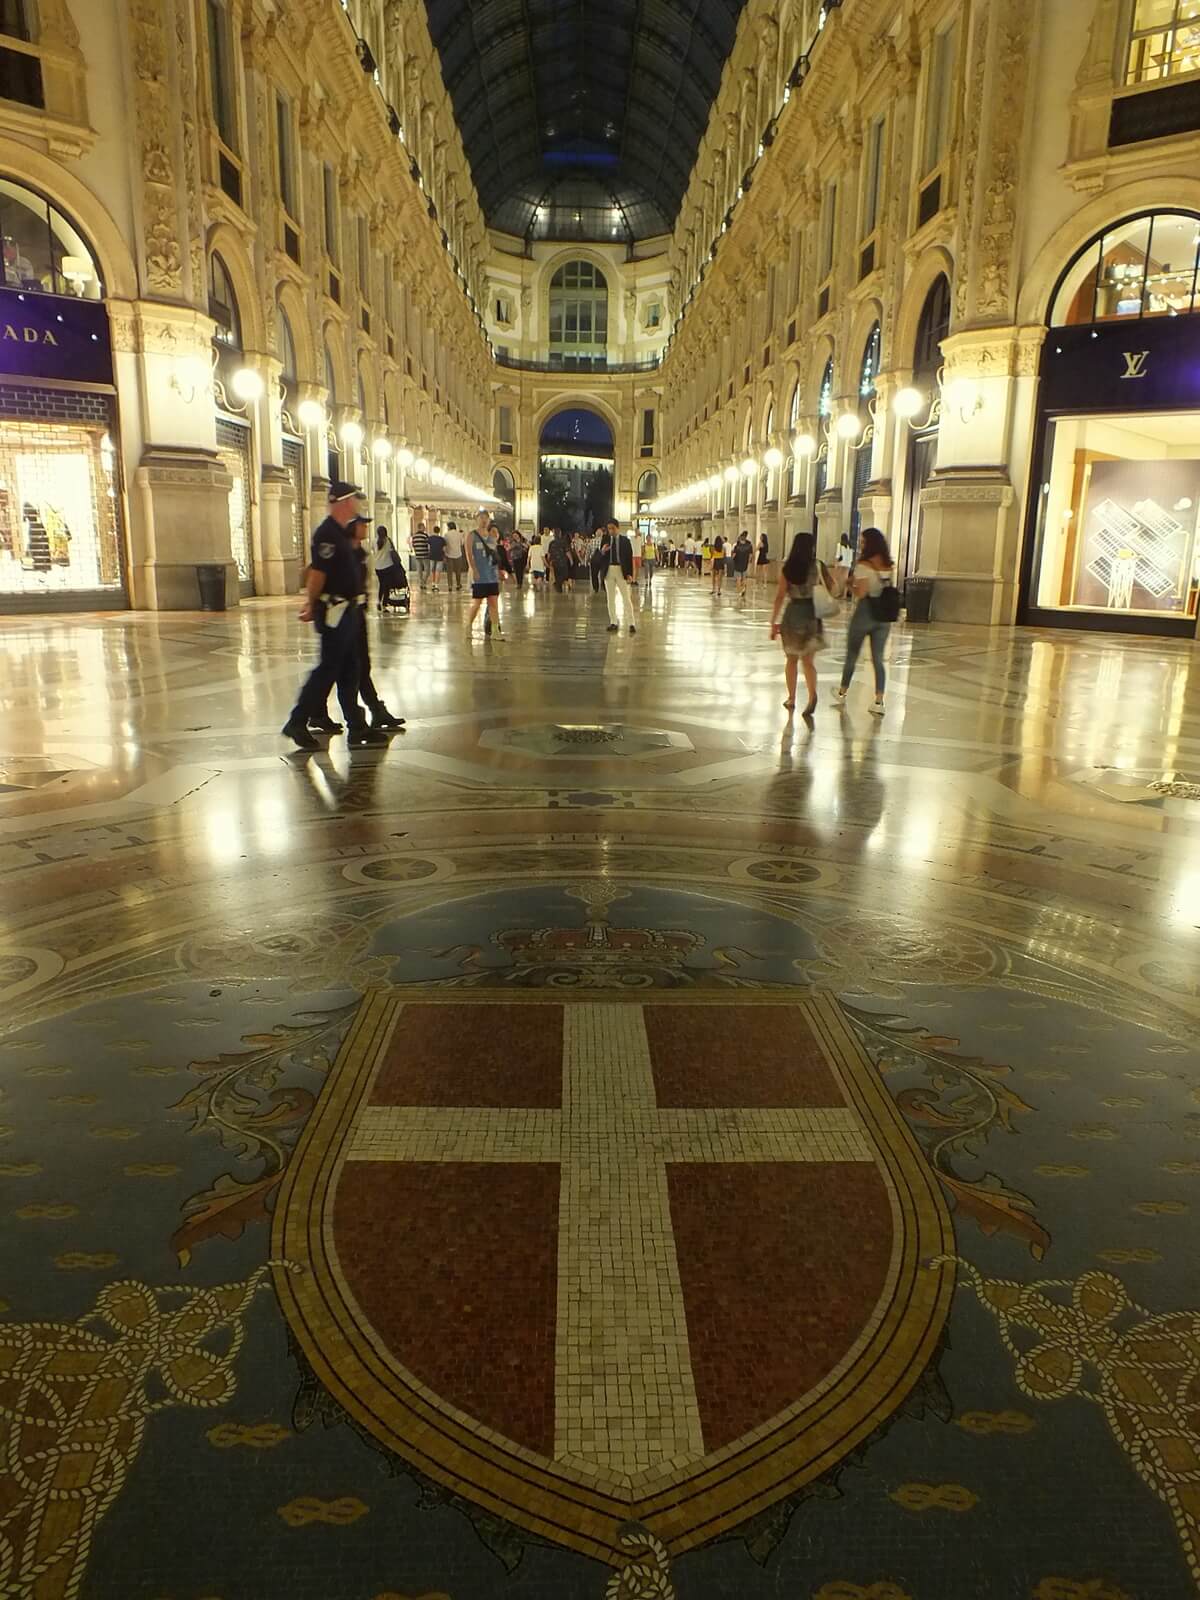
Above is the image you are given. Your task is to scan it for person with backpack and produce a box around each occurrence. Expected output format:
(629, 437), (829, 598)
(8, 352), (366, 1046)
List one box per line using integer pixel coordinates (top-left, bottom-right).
(834, 526), (899, 717)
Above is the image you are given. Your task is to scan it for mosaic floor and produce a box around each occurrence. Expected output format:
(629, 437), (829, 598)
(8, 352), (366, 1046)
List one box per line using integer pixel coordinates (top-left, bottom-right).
(1, 576), (1199, 1600)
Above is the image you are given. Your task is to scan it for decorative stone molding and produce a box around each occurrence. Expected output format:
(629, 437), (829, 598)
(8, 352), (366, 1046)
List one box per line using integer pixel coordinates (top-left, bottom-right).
(128, 0), (184, 296)
(941, 325), (1046, 380)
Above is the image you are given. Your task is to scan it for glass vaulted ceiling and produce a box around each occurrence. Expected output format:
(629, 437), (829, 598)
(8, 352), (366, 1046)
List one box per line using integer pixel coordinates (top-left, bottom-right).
(422, 0), (749, 244)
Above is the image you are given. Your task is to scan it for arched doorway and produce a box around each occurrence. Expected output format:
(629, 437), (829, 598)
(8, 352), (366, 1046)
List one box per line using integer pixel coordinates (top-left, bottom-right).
(492, 467), (515, 533)
(636, 469), (659, 539)
(538, 407), (614, 532)
(899, 275), (950, 586)
(0, 176), (124, 612)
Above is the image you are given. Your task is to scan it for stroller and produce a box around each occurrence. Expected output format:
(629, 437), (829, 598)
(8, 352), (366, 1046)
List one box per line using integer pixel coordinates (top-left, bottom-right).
(379, 557), (411, 615)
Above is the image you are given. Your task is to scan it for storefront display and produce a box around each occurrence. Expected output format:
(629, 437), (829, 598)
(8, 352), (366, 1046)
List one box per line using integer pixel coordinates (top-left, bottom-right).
(215, 416), (253, 591)
(1021, 211), (1200, 637)
(0, 421), (122, 597)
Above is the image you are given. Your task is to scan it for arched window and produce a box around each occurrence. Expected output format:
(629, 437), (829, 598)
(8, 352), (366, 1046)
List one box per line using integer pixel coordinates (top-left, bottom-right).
(0, 176), (102, 298)
(548, 260), (608, 370)
(1051, 211), (1200, 327)
(763, 401), (777, 502)
(914, 275), (951, 376)
(788, 381), (801, 433)
(209, 253), (241, 348)
(859, 323), (881, 399)
(278, 308), (298, 383)
(323, 341), (337, 400)
(638, 470), (659, 507)
(818, 358), (834, 418)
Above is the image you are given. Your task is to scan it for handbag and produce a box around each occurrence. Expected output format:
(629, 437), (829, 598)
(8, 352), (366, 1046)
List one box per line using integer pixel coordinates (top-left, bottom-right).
(811, 561), (838, 620)
(870, 583), (902, 623)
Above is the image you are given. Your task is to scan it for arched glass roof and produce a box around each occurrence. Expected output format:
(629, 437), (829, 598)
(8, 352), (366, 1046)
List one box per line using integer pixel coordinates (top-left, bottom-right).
(422, 0), (749, 242)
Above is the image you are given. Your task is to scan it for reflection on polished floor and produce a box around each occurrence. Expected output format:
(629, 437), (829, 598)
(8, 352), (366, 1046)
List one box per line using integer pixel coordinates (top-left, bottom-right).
(2, 576), (1199, 1600)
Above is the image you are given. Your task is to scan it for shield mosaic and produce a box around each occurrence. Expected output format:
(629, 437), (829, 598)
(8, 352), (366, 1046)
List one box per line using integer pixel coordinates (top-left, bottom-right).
(273, 990), (954, 1562)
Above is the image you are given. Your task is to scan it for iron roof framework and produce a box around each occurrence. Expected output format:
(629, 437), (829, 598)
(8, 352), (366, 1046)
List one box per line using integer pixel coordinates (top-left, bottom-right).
(422, 0), (748, 244)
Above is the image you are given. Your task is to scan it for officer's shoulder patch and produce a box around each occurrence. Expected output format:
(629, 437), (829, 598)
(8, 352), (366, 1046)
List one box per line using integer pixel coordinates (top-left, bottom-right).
(316, 542), (335, 559)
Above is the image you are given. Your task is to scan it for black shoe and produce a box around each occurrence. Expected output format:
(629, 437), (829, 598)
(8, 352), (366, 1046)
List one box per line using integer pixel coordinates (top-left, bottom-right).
(308, 715), (342, 734)
(348, 725), (390, 747)
(606, 623), (619, 633)
(372, 709), (406, 731)
(281, 719), (318, 750)
(629, 625), (637, 635)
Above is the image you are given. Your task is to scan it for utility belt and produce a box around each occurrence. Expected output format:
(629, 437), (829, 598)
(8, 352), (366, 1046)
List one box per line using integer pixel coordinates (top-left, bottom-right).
(318, 592), (365, 627)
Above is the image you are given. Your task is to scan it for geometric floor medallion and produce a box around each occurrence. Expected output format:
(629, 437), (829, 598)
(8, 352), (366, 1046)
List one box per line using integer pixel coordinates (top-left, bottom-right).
(274, 988), (954, 1562)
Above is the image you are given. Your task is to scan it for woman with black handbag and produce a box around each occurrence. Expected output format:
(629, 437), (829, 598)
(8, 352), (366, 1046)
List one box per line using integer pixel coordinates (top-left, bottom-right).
(834, 526), (898, 717)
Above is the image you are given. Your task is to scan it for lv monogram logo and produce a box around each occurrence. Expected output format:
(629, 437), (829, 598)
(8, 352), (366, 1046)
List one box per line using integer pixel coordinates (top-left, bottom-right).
(1121, 350), (1150, 380)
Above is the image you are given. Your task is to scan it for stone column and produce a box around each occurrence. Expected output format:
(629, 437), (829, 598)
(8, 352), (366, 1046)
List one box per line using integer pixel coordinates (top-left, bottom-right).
(111, 302), (237, 610)
(917, 0), (1039, 624)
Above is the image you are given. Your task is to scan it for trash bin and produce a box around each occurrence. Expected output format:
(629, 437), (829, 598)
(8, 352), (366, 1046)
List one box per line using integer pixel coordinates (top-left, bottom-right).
(905, 576), (934, 624)
(196, 564), (227, 612)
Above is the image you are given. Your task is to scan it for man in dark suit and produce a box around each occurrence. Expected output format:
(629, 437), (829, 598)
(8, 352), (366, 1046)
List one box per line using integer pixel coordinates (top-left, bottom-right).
(603, 518), (637, 635)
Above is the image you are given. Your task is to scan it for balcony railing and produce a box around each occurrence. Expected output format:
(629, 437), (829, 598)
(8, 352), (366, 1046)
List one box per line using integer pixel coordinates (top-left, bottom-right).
(494, 350), (662, 375)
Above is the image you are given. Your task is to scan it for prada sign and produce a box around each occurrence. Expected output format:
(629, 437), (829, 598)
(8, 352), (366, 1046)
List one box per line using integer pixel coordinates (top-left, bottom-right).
(1041, 316), (1200, 412)
(0, 285), (113, 387)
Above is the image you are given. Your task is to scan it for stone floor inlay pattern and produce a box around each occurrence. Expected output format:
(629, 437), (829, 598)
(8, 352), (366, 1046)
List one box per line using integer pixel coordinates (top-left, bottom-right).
(1, 579), (1199, 1599)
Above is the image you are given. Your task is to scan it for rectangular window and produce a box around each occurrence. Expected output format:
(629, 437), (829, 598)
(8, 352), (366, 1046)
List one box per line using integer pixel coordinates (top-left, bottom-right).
(357, 216), (370, 298)
(922, 25), (957, 177)
(323, 164), (339, 266)
(495, 296), (512, 323)
(862, 115), (885, 237)
(0, 1), (31, 40)
(645, 301), (662, 327)
(383, 259), (394, 328)
(1126, 0), (1200, 85)
(641, 408), (656, 456)
(498, 404), (514, 454)
(206, 0), (238, 152)
(275, 93), (296, 216)
(819, 180), (838, 278)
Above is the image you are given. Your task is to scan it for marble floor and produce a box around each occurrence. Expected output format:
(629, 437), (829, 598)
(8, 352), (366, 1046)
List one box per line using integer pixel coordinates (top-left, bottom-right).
(1, 575), (1199, 1600)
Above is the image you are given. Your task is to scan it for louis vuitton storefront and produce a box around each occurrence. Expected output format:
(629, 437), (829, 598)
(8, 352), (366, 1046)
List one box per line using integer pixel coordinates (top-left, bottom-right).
(1020, 210), (1200, 639)
(0, 178), (125, 613)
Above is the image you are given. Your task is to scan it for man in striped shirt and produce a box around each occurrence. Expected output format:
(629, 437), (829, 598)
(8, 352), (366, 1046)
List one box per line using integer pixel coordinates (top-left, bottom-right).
(410, 522), (430, 590)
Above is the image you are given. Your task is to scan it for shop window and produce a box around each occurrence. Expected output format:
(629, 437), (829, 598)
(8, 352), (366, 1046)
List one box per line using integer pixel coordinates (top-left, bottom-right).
(640, 408), (656, 457)
(0, 0), (40, 110)
(323, 164), (340, 268)
(206, 0), (239, 154)
(1052, 211), (1200, 325)
(1126, 0), (1200, 85)
(275, 93), (297, 220)
(0, 422), (123, 598)
(209, 253), (241, 350)
(861, 116), (885, 241)
(0, 178), (101, 298)
(1031, 412), (1200, 620)
(497, 404), (514, 455)
(921, 25), (957, 178)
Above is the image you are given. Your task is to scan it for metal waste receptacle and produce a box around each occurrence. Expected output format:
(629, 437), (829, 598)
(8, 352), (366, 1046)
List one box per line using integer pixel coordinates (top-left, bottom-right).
(905, 576), (934, 624)
(196, 564), (227, 612)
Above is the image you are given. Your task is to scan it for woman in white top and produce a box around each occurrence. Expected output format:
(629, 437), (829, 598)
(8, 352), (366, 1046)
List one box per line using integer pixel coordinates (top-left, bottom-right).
(528, 534), (548, 587)
(834, 526), (894, 716)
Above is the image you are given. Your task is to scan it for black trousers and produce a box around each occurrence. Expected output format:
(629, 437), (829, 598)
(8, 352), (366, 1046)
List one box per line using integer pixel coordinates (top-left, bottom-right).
(290, 609), (364, 729)
(355, 607), (387, 718)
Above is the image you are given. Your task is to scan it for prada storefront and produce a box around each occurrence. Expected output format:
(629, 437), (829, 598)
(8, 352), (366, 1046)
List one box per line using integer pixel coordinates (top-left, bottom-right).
(0, 178), (123, 613)
(1021, 210), (1200, 638)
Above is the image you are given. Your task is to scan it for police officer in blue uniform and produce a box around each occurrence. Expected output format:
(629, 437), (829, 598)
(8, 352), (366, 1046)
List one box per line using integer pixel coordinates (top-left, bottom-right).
(281, 481), (387, 750)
